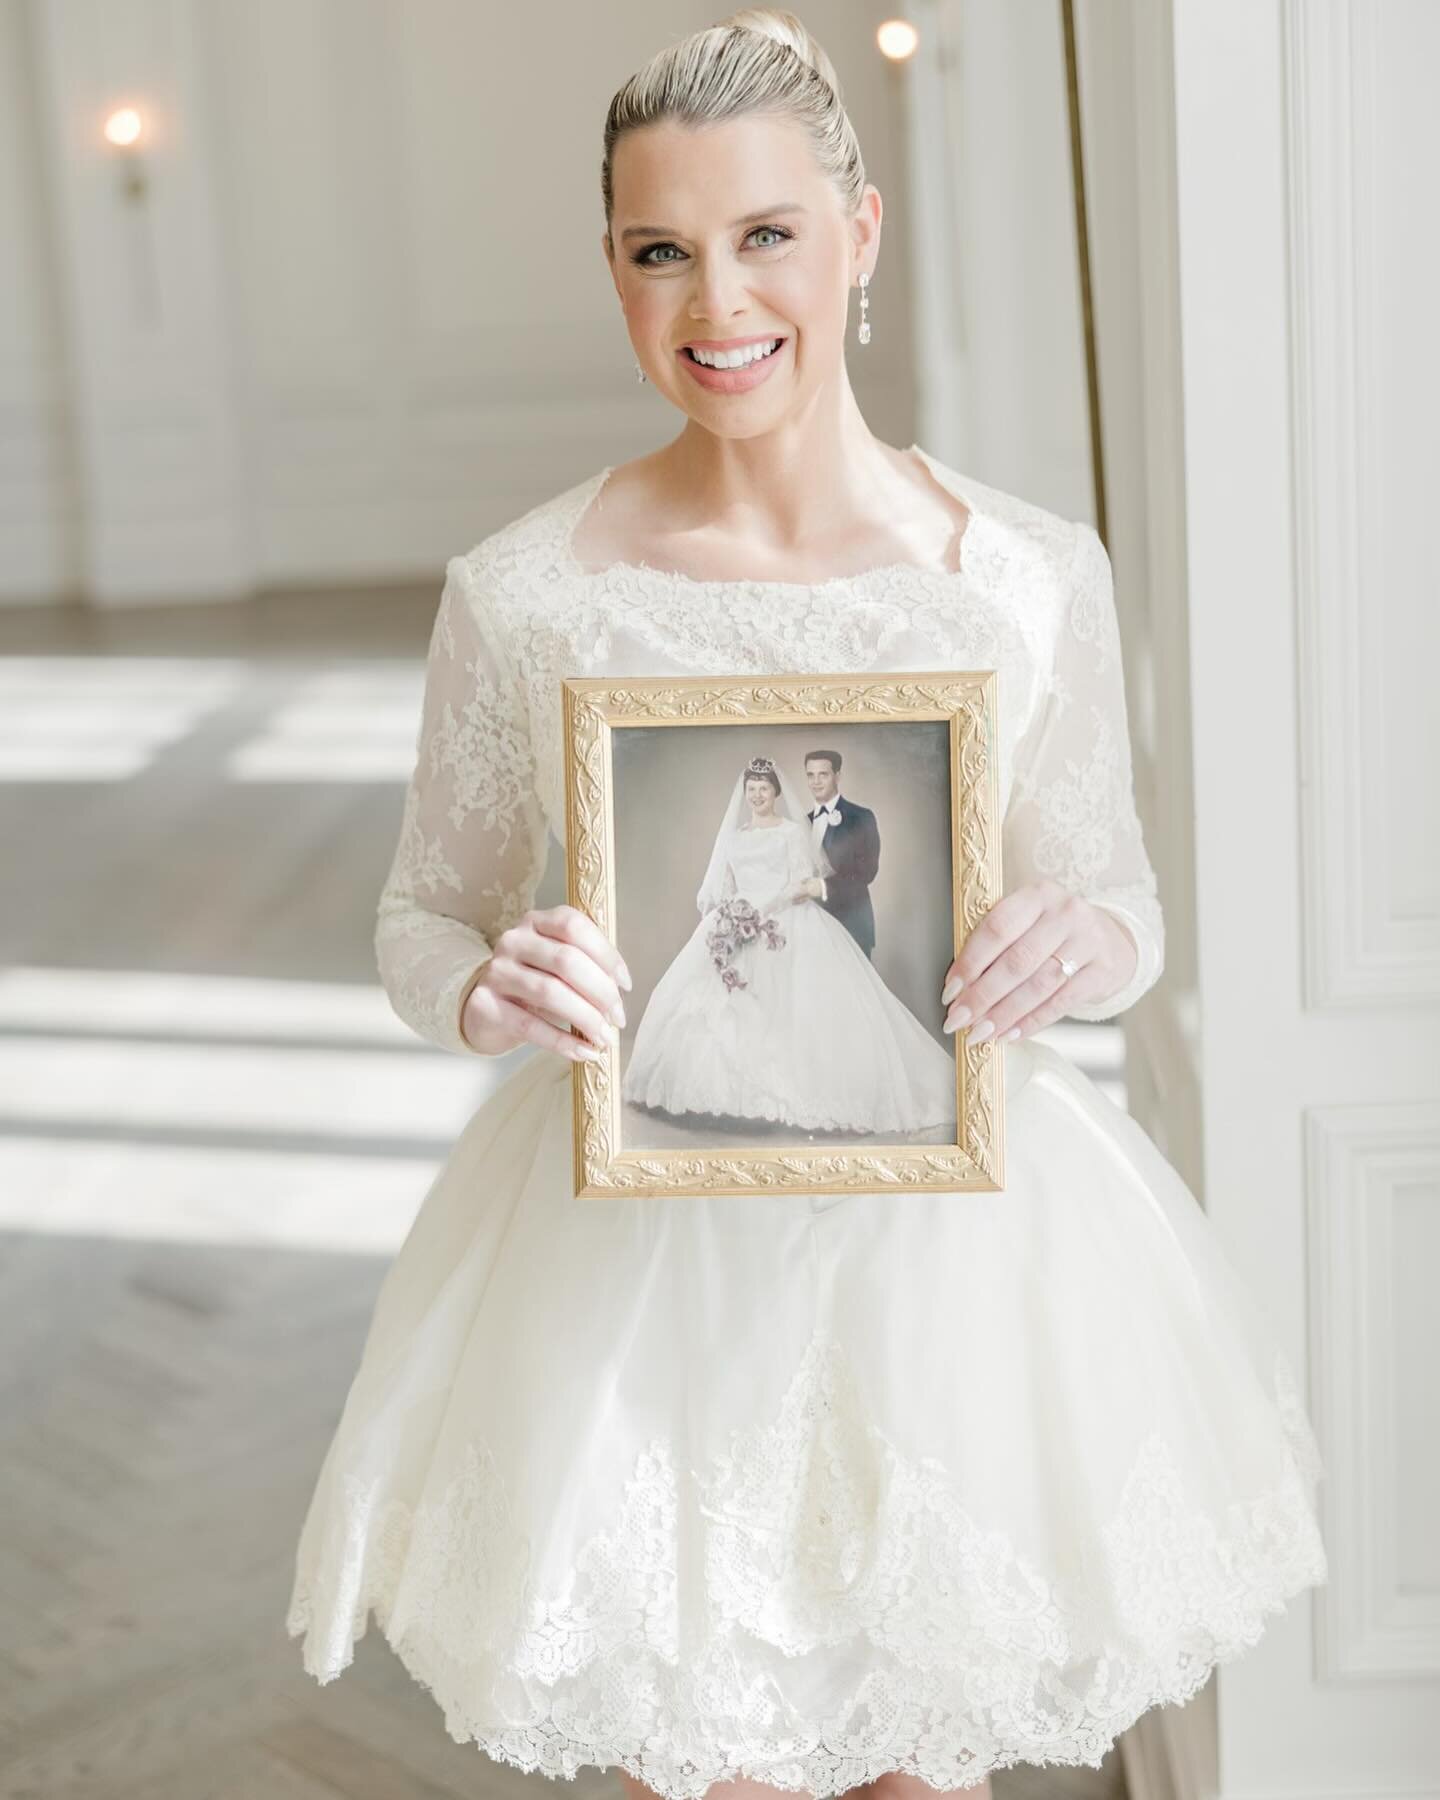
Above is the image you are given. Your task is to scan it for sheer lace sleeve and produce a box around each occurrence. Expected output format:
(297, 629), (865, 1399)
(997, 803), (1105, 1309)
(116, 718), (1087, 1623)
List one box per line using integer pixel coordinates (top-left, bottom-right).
(374, 553), (549, 1054)
(1004, 521), (1165, 1021)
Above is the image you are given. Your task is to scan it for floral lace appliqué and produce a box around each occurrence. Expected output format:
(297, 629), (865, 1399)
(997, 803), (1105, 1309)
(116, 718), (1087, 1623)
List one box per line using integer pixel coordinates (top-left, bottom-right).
(286, 1331), (1327, 1800)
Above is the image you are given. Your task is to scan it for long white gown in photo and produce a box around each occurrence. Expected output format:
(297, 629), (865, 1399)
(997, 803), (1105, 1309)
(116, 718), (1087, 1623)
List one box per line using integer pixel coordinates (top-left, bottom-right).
(621, 809), (956, 1134)
(286, 445), (1328, 1799)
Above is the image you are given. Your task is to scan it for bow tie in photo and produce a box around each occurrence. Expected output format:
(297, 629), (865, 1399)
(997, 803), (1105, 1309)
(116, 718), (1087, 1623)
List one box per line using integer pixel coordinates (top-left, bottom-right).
(813, 805), (839, 826)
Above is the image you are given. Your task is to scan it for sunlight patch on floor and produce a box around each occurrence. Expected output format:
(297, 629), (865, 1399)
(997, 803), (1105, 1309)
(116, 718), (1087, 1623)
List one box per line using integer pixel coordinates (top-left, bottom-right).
(0, 1135), (443, 1253)
(0, 964), (417, 1043)
(0, 657), (247, 779)
(0, 655), (430, 783)
(0, 965), (533, 1252)
(225, 666), (425, 781)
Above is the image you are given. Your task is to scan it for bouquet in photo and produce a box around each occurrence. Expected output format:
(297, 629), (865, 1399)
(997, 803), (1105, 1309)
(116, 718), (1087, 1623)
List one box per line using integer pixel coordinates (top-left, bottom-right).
(705, 897), (786, 992)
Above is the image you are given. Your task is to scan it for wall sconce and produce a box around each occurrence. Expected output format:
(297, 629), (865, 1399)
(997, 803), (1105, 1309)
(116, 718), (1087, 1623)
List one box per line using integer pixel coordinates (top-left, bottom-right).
(103, 104), (159, 327)
(103, 106), (148, 203)
(877, 18), (920, 60)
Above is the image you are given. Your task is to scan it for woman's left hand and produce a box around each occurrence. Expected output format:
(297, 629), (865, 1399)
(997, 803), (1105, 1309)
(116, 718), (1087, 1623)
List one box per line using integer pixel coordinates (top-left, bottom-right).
(939, 879), (1138, 1043)
(786, 877), (824, 905)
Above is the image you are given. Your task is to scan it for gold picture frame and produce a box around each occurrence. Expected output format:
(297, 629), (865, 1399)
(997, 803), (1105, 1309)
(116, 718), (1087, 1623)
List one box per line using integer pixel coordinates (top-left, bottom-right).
(562, 670), (1004, 1197)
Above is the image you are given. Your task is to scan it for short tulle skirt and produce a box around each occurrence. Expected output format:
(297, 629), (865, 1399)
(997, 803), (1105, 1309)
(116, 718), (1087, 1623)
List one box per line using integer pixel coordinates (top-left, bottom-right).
(285, 1036), (1328, 1800)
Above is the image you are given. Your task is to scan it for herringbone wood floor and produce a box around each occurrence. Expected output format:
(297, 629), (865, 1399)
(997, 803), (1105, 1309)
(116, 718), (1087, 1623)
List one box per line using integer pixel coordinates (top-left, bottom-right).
(0, 590), (1130, 1800)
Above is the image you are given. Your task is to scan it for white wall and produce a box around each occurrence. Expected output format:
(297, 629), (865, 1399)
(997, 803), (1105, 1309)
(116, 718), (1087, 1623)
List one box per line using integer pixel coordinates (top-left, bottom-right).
(4, 0), (1105, 606)
(2, 0), (916, 604)
(1072, 0), (1201, 1183)
(0, 0), (77, 600)
(909, 0), (1093, 522)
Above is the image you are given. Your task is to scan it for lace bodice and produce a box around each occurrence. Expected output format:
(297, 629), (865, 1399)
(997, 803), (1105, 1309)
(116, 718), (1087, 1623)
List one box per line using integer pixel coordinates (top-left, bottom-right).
(709, 819), (823, 916)
(375, 445), (1164, 1054)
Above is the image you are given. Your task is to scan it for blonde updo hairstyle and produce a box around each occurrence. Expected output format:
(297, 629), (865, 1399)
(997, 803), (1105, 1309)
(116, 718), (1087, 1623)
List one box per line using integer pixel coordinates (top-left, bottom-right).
(601, 8), (867, 248)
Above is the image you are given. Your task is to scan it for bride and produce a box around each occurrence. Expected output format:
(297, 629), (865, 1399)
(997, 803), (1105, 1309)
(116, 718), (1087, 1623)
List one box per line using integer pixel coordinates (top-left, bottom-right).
(621, 752), (957, 1134)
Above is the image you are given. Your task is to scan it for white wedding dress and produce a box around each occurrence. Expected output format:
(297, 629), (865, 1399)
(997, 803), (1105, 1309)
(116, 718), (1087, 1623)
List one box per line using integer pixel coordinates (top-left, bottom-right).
(286, 445), (1328, 1798)
(622, 809), (956, 1134)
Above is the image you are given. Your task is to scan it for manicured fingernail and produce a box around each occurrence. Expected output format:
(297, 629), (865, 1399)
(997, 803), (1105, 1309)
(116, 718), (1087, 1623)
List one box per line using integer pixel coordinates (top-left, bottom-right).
(577, 1043), (604, 1062)
(610, 1000), (626, 1027)
(618, 962), (633, 991)
(945, 1005), (971, 1031)
(941, 974), (964, 1006)
(968, 1018), (994, 1043)
(1003, 1027), (1021, 1042)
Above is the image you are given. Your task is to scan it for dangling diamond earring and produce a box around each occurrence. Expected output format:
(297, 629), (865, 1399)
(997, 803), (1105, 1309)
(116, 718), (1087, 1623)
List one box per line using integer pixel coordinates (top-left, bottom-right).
(857, 271), (872, 346)
(634, 361), (647, 384)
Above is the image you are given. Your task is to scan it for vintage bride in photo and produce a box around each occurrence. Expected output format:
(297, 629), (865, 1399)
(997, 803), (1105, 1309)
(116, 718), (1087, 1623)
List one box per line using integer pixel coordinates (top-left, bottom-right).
(620, 752), (956, 1134)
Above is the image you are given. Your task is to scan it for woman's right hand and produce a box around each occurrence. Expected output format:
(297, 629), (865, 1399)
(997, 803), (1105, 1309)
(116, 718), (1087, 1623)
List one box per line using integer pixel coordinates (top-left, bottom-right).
(460, 904), (632, 1061)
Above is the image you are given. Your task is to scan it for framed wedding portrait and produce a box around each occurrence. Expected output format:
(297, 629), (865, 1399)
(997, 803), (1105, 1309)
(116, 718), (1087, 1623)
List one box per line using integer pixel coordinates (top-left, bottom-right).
(562, 671), (1005, 1198)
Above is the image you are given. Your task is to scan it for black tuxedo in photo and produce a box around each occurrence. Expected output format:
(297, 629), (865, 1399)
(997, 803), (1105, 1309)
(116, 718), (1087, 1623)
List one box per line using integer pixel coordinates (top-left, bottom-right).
(807, 796), (881, 958)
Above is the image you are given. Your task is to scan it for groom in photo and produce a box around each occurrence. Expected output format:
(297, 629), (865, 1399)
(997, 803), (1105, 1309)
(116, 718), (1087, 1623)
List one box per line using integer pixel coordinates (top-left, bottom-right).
(803, 749), (881, 959)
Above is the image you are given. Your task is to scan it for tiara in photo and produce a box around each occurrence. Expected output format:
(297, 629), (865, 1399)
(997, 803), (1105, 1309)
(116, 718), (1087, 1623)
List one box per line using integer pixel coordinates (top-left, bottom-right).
(745, 756), (777, 777)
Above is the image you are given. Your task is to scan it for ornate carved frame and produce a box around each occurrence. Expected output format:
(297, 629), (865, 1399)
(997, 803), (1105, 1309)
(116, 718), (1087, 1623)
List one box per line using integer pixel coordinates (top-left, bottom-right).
(562, 670), (1004, 1197)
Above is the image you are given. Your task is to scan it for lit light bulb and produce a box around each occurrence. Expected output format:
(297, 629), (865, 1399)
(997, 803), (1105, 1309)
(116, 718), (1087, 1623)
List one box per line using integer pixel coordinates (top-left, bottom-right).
(104, 107), (144, 148)
(876, 19), (920, 60)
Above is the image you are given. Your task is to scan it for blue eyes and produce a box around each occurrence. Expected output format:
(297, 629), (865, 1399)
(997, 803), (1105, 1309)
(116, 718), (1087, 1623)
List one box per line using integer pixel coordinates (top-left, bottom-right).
(631, 224), (795, 268)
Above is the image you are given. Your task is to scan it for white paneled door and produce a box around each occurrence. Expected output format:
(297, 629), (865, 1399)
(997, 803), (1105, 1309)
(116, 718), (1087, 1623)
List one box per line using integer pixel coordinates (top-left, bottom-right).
(1167, 2), (1440, 1797)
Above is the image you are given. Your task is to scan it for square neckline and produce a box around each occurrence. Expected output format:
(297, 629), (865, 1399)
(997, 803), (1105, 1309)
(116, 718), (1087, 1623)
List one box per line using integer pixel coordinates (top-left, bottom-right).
(559, 443), (981, 593)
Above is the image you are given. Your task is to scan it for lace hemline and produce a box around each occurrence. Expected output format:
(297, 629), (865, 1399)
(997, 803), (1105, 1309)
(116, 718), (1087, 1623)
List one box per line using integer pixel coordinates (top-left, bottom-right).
(286, 1335), (1327, 1799)
(289, 1577), (1318, 1799)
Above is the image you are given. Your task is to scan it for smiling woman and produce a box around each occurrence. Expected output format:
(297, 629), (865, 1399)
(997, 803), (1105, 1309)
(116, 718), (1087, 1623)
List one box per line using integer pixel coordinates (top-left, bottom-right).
(583, 17), (982, 586)
(604, 107), (866, 433)
(599, 8), (873, 464)
(284, 9), (1329, 1798)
